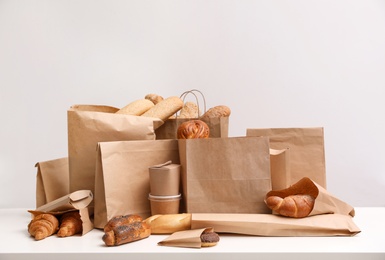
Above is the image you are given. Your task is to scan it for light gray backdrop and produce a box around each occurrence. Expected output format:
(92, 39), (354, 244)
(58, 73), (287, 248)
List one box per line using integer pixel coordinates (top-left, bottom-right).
(1, 0), (384, 208)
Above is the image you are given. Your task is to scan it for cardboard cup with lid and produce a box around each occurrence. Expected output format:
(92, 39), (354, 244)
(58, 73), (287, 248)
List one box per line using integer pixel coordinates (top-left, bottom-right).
(149, 161), (181, 196)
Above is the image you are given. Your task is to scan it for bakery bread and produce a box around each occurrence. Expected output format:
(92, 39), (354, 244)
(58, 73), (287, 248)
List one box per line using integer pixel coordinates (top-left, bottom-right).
(141, 96), (184, 122)
(116, 99), (154, 116)
(178, 101), (199, 118)
(265, 194), (315, 218)
(200, 228), (220, 247)
(104, 214), (143, 232)
(102, 221), (151, 246)
(145, 93), (164, 105)
(28, 213), (59, 240)
(144, 214), (192, 234)
(200, 105), (231, 119)
(177, 120), (210, 139)
(57, 211), (82, 237)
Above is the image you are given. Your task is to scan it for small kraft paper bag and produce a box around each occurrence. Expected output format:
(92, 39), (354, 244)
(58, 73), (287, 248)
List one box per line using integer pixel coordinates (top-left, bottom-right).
(158, 227), (215, 248)
(29, 190), (94, 236)
(156, 90), (229, 139)
(94, 139), (180, 229)
(246, 127), (326, 188)
(35, 157), (69, 208)
(178, 136), (272, 214)
(67, 104), (162, 196)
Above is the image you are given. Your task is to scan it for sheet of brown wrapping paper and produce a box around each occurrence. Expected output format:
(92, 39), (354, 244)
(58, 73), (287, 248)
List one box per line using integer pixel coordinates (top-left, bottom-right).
(178, 136), (272, 214)
(158, 227), (211, 248)
(191, 213), (360, 236)
(156, 117), (229, 139)
(29, 190), (94, 235)
(266, 177), (355, 217)
(246, 127), (326, 188)
(67, 104), (162, 197)
(93, 139), (180, 229)
(35, 157), (69, 208)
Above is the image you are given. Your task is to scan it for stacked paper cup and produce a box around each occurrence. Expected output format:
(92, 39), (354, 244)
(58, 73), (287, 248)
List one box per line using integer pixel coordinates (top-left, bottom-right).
(148, 161), (181, 215)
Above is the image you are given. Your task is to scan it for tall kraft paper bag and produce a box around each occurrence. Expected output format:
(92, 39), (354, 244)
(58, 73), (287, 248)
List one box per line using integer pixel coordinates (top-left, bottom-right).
(247, 127), (326, 188)
(67, 104), (161, 197)
(35, 157), (69, 208)
(94, 139), (180, 229)
(178, 136), (272, 214)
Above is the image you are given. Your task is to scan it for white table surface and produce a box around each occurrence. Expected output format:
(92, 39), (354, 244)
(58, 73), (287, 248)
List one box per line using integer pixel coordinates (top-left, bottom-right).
(1, 207), (384, 260)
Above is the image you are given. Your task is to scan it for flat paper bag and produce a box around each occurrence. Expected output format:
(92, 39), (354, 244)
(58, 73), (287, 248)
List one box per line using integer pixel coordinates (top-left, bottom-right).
(178, 136), (271, 214)
(191, 213), (360, 237)
(247, 127), (326, 188)
(35, 157), (69, 208)
(156, 117), (229, 139)
(94, 139), (180, 229)
(158, 228), (209, 248)
(68, 104), (161, 195)
(29, 190), (94, 235)
(266, 177), (355, 217)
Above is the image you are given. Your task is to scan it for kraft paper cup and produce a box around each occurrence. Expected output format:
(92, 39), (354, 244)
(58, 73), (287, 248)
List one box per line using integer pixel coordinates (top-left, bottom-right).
(148, 194), (181, 215)
(149, 163), (181, 196)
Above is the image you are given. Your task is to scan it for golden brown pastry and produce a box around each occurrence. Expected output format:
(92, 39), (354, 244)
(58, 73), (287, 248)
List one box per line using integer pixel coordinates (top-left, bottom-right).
(144, 213), (192, 234)
(28, 213), (59, 240)
(141, 96), (183, 121)
(104, 214), (143, 232)
(200, 228), (220, 247)
(145, 93), (164, 105)
(57, 211), (83, 237)
(102, 221), (151, 246)
(178, 101), (199, 118)
(265, 194), (315, 218)
(200, 105), (231, 120)
(116, 99), (154, 116)
(177, 120), (209, 139)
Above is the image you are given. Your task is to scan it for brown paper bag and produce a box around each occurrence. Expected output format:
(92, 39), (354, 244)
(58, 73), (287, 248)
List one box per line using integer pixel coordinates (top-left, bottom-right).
(94, 139), (180, 229)
(266, 177), (355, 217)
(269, 148), (290, 191)
(247, 127), (326, 188)
(191, 213), (360, 236)
(29, 190), (94, 235)
(178, 136), (272, 214)
(158, 227), (213, 248)
(35, 157), (69, 208)
(67, 104), (161, 196)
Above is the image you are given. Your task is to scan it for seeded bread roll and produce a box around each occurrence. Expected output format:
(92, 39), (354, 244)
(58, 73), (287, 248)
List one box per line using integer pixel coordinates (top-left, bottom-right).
(200, 228), (220, 247)
(179, 102), (199, 118)
(200, 105), (231, 120)
(116, 99), (154, 116)
(141, 96), (184, 122)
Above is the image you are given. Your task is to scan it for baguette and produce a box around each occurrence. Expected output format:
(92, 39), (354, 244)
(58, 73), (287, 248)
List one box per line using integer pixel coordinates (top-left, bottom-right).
(141, 96), (184, 122)
(145, 94), (164, 105)
(144, 213), (192, 234)
(200, 105), (231, 120)
(116, 99), (154, 116)
(178, 101), (199, 118)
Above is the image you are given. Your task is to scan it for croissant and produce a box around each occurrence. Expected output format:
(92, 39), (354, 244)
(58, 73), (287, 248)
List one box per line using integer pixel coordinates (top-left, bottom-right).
(57, 211), (83, 237)
(28, 213), (59, 240)
(177, 120), (209, 139)
(265, 194), (315, 218)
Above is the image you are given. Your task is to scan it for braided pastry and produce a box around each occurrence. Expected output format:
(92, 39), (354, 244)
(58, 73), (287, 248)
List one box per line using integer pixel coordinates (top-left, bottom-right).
(177, 120), (209, 139)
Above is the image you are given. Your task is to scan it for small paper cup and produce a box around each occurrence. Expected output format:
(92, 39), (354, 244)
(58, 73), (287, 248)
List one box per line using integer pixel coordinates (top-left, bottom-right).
(148, 194), (181, 215)
(149, 164), (181, 196)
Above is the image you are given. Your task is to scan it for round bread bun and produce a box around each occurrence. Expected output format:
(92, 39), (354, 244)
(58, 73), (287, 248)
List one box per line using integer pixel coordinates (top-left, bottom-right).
(200, 229), (220, 247)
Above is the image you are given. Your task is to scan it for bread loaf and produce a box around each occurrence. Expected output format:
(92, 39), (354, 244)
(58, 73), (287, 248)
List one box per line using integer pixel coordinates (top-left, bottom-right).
(102, 221), (151, 246)
(178, 101), (199, 118)
(104, 214), (143, 232)
(177, 120), (210, 139)
(116, 99), (154, 116)
(145, 93), (164, 105)
(28, 213), (59, 240)
(265, 194), (315, 218)
(141, 96), (184, 121)
(57, 211), (82, 237)
(144, 214), (192, 234)
(200, 105), (231, 120)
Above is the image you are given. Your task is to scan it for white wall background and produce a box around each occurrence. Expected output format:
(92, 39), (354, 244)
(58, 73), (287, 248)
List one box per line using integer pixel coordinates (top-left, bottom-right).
(1, 0), (384, 209)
